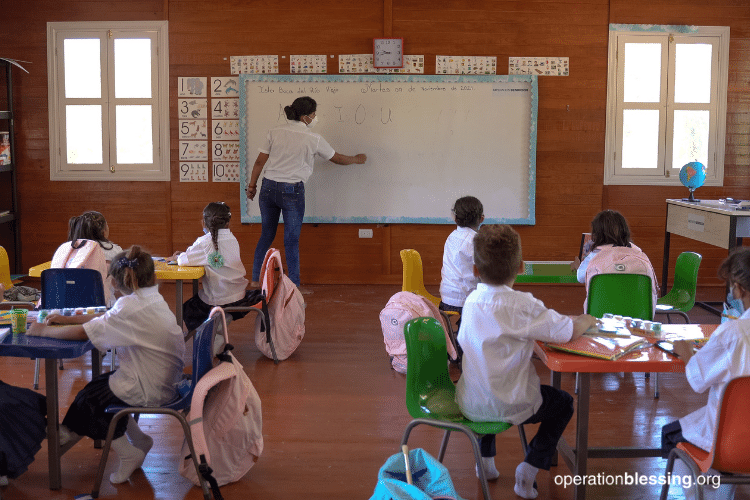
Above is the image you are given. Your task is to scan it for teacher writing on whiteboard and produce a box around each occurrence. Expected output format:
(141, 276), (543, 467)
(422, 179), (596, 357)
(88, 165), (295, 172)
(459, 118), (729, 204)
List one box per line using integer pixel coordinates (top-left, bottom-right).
(246, 96), (367, 291)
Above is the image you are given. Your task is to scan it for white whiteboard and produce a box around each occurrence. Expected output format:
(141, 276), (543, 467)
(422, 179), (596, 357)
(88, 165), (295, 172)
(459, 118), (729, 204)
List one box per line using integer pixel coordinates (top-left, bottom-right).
(240, 75), (537, 224)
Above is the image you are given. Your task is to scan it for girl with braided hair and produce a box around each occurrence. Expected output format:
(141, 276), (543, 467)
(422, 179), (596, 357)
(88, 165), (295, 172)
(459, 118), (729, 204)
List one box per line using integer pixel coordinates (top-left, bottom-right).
(27, 245), (185, 484)
(171, 202), (252, 332)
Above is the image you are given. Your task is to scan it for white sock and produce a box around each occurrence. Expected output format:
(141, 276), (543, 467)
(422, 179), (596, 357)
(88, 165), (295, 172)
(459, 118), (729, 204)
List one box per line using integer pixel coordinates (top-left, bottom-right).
(514, 461), (539, 499)
(109, 435), (147, 484)
(59, 425), (82, 447)
(475, 456), (500, 480)
(126, 416), (153, 454)
(0, 475), (8, 486)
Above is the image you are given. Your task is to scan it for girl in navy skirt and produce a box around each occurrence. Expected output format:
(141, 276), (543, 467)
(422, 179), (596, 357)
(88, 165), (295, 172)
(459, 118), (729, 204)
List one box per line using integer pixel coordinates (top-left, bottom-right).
(27, 246), (185, 484)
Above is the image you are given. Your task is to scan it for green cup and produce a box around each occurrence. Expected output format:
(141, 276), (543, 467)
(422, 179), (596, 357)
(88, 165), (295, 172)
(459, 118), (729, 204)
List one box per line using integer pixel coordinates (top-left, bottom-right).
(10, 308), (27, 334)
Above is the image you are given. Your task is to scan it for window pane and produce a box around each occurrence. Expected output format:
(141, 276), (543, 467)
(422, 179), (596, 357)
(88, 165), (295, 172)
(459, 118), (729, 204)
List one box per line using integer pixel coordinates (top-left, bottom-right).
(624, 43), (662, 103)
(66, 105), (103, 163)
(115, 39), (152, 99)
(675, 44), (712, 104)
(672, 110), (709, 169)
(622, 109), (660, 169)
(116, 105), (153, 164)
(64, 39), (101, 99)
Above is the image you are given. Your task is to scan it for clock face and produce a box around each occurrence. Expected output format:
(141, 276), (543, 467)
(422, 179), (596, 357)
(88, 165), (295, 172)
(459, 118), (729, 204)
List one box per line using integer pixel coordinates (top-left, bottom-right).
(373, 38), (404, 68)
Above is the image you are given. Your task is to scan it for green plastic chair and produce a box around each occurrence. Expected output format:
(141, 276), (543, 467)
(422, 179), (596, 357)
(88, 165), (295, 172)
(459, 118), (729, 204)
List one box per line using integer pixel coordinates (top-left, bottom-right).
(401, 316), (527, 500)
(586, 273), (659, 397)
(656, 251), (702, 324)
(586, 273), (654, 321)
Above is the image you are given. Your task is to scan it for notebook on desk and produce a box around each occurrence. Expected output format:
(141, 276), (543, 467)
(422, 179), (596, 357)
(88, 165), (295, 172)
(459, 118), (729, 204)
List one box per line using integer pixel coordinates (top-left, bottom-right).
(546, 334), (648, 361)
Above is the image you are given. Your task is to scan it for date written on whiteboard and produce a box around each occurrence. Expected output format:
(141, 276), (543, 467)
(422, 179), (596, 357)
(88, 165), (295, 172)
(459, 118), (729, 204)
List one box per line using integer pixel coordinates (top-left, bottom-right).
(213, 162), (240, 182)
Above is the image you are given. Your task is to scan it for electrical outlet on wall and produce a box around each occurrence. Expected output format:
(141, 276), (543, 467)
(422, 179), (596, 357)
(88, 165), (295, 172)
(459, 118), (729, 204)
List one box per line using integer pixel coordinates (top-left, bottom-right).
(359, 229), (373, 238)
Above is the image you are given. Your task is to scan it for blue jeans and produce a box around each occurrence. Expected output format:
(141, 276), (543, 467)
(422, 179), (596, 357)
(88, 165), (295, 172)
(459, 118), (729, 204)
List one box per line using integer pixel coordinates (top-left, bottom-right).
(252, 178), (305, 286)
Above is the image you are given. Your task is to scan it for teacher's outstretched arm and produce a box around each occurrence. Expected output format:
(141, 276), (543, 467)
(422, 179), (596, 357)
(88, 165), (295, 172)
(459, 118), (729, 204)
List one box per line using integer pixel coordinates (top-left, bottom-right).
(246, 152), (269, 201)
(330, 152), (367, 165)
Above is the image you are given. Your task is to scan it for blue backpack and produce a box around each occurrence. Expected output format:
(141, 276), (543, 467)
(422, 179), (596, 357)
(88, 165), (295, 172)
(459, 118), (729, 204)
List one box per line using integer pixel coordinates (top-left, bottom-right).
(371, 448), (464, 500)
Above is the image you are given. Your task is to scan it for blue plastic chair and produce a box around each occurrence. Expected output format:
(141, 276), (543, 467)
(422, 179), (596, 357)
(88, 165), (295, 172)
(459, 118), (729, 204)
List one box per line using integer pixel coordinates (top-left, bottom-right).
(34, 268), (108, 389)
(90, 309), (220, 499)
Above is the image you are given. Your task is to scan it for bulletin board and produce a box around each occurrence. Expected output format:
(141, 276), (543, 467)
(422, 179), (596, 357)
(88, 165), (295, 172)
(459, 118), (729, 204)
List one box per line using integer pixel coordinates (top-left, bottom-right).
(240, 74), (538, 224)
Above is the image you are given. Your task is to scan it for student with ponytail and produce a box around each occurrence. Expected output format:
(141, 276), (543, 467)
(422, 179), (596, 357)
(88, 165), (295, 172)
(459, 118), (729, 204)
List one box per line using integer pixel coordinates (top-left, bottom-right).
(171, 201), (252, 332)
(27, 246), (185, 485)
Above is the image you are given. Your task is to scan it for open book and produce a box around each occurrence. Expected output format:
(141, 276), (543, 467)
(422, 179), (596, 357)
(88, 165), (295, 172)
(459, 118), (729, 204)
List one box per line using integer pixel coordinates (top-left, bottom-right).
(546, 334), (648, 361)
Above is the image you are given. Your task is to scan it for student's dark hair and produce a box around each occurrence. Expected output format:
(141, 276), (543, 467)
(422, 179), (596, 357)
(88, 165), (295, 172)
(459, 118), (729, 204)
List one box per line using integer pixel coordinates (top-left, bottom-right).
(203, 202), (231, 252)
(590, 210), (631, 249)
(473, 224), (522, 285)
(68, 211), (114, 251)
(452, 196), (483, 228)
(718, 247), (750, 291)
(284, 96), (317, 121)
(108, 245), (155, 294)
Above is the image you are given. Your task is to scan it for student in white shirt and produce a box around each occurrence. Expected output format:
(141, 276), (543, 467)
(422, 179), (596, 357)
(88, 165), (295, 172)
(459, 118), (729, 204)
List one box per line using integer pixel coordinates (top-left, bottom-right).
(245, 96), (367, 290)
(171, 202), (250, 332)
(27, 246), (185, 485)
(455, 224), (595, 498)
(661, 247), (750, 500)
(439, 196), (484, 317)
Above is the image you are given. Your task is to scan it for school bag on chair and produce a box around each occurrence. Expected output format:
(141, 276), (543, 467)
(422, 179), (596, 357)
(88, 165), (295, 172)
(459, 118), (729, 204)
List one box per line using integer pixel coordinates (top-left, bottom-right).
(179, 307), (263, 498)
(379, 291), (458, 374)
(584, 244), (659, 313)
(254, 248), (305, 361)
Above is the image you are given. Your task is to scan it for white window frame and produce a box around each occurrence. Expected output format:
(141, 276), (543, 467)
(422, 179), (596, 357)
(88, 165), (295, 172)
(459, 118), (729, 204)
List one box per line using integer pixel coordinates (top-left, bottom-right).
(47, 21), (170, 181)
(604, 25), (730, 186)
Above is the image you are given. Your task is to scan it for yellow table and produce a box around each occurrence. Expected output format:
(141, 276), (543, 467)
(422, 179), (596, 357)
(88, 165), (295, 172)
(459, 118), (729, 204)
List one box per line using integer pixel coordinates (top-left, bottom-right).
(28, 260), (204, 329)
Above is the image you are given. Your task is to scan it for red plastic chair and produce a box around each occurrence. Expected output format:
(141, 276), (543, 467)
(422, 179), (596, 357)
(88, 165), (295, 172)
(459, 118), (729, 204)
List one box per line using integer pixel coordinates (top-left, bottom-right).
(660, 376), (750, 500)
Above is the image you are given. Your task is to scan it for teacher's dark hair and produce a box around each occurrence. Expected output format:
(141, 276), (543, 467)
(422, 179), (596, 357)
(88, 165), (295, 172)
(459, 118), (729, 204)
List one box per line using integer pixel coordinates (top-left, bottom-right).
(285, 96), (317, 121)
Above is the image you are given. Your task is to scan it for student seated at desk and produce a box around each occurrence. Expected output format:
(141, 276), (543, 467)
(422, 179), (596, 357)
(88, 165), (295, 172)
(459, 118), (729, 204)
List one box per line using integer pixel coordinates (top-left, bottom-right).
(170, 202), (252, 333)
(455, 224), (596, 498)
(439, 195), (484, 318)
(662, 247), (750, 500)
(573, 210), (658, 314)
(27, 246), (185, 485)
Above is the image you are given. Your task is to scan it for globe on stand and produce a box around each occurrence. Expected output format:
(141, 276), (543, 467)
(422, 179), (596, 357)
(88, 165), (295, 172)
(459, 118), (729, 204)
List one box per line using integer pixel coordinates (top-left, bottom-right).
(679, 161), (706, 203)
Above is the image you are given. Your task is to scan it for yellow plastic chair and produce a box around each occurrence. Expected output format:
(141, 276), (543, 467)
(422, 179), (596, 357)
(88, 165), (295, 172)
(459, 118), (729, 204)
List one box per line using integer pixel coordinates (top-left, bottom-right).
(400, 249), (460, 354)
(401, 317), (528, 500)
(660, 376), (750, 500)
(0, 245), (17, 291)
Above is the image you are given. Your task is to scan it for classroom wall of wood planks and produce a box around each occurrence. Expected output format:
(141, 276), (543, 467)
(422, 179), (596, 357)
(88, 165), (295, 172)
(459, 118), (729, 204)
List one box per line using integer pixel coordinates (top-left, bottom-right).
(1, 0), (748, 291)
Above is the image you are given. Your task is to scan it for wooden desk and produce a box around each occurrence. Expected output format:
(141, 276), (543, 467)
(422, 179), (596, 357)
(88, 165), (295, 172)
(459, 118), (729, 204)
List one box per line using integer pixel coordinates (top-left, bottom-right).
(28, 260), (205, 329)
(533, 323), (717, 500)
(515, 261), (579, 284)
(663, 199), (750, 301)
(0, 332), (100, 490)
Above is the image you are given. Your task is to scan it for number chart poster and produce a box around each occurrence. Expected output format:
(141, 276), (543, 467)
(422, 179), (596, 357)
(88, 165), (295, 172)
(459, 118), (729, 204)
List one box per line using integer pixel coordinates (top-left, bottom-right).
(240, 74), (537, 225)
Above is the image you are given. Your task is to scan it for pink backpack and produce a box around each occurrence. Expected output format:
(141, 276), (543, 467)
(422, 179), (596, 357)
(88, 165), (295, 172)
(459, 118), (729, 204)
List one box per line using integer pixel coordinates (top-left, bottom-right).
(179, 308), (263, 492)
(584, 244), (659, 313)
(254, 248), (305, 361)
(379, 291), (458, 374)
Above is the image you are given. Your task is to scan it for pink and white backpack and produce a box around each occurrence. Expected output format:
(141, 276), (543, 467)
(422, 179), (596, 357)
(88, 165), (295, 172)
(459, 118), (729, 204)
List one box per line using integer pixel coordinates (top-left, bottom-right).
(584, 243), (659, 313)
(179, 308), (263, 492)
(254, 248), (305, 361)
(379, 291), (458, 374)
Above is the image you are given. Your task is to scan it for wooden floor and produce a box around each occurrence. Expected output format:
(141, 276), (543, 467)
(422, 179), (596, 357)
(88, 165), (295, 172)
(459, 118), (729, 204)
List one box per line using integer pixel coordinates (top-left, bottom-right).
(2, 282), (749, 500)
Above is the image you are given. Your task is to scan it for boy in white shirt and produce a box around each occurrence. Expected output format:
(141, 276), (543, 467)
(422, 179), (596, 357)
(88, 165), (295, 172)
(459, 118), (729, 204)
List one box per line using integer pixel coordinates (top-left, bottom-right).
(455, 224), (595, 498)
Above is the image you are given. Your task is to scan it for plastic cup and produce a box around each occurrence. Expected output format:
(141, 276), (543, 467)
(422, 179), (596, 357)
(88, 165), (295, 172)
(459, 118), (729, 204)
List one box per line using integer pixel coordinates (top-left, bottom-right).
(10, 308), (27, 334)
